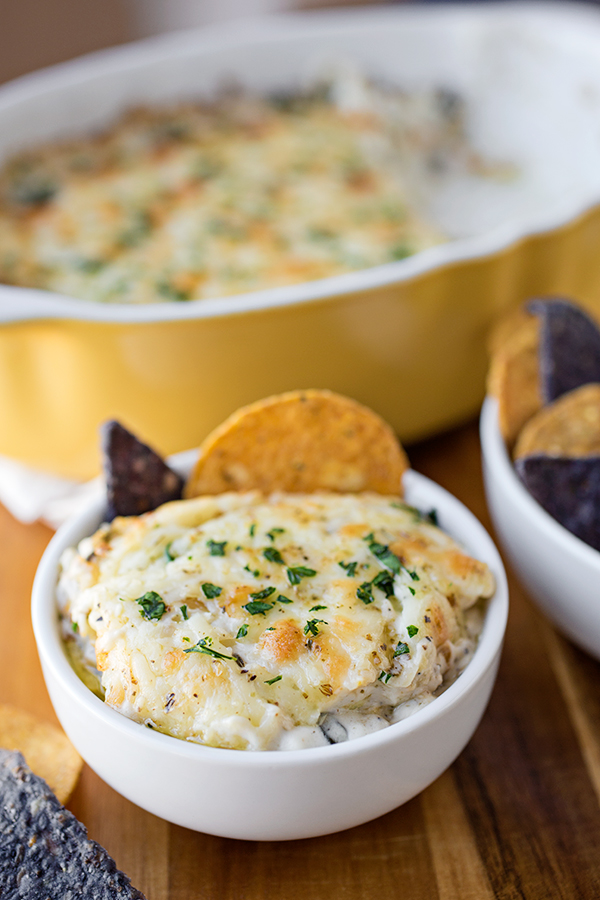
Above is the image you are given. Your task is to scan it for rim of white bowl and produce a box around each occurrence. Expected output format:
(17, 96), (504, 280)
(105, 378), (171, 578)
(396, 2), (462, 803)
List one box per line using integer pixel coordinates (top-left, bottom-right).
(32, 465), (508, 767)
(2, 1), (600, 323)
(480, 395), (600, 571)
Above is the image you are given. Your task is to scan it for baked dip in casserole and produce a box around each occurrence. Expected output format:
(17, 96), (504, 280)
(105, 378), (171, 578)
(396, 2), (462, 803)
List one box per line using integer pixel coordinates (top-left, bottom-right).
(0, 76), (464, 304)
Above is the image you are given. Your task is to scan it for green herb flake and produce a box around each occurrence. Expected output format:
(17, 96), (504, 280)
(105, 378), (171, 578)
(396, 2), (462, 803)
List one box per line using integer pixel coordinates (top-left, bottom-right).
(408, 587), (415, 596)
(407, 625), (419, 638)
(287, 566), (317, 585)
(236, 624), (248, 639)
(207, 540), (227, 556)
(378, 670), (393, 684)
(244, 565), (260, 577)
(72, 622), (79, 633)
(339, 560), (358, 577)
(265, 675), (283, 685)
(135, 591), (166, 621)
(394, 641), (410, 657)
(243, 600), (274, 616)
(357, 582), (374, 605)
(184, 636), (233, 660)
(267, 528), (285, 541)
(263, 547), (284, 565)
(181, 604), (189, 621)
(368, 541), (402, 575)
(182, 636), (191, 642)
(249, 524), (256, 537)
(250, 586), (276, 601)
(201, 582), (222, 599)
(277, 594), (293, 604)
(372, 570), (395, 598)
(304, 618), (326, 636)
(309, 605), (327, 612)
(165, 542), (176, 561)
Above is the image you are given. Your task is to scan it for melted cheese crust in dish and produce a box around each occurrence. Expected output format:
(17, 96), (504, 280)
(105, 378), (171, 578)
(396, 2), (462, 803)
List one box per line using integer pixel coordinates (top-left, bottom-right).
(58, 492), (494, 750)
(0, 79), (461, 304)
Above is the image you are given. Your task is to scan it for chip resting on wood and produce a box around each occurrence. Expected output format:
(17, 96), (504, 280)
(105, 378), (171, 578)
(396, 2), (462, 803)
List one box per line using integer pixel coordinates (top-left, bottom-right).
(0, 749), (146, 899)
(0, 702), (82, 803)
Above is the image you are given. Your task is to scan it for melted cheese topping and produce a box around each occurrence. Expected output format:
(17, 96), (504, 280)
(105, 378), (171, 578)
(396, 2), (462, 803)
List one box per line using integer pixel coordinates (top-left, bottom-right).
(57, 492), (494, 750)
(0, 79), (464, 304)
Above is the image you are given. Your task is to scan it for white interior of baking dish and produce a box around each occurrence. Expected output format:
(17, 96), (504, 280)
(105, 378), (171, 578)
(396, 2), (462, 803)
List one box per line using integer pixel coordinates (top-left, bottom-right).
(1, 1), (600, 322)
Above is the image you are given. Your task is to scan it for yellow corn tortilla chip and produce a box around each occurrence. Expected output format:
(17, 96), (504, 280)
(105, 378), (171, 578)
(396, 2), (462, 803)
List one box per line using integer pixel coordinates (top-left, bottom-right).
(487, 305), (533, 357)
(185, 389), (409, 498)
(514, 383), (600, 459)
(487, 314), (543, 446)
(0, 703), (82, 803)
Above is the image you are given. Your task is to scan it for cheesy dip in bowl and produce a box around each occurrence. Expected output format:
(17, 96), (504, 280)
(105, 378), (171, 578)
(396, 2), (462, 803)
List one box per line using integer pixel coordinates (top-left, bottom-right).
(32, 456), (508, 838)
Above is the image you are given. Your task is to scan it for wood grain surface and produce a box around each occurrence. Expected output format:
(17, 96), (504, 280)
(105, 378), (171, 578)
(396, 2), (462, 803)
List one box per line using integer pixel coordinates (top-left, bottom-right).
(1, 420), (600, 899)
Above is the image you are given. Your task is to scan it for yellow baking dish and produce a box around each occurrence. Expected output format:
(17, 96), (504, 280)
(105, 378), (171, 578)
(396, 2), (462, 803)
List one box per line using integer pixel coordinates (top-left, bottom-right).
(2, 3), (600, 479)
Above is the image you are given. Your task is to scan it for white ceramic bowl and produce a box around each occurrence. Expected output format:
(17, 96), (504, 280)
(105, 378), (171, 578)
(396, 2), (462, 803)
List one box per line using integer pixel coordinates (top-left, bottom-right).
(481, 396), (600, 661)
(32, 456), (508, 840)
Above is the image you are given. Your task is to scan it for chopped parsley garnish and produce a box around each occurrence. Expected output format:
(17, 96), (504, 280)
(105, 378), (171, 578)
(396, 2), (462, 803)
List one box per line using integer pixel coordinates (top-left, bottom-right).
(267, 528), (285, 541)
(368, 540), (401, 575)
(287, 566), (317, 585)
(265, 675), (283, 685)
(165, 542), (176, 561)
(407, 625), (419, 638)
(371, 570), (395, 598)
(135, 591), (166, 621)
(309, 605), (327, 612)
(408, 587), (416, 596)
(250, 586), (276, 600)
(249, 524), (256, 537)
(201, 582), (222, 599)
(243, 600), (274, 616)
(183, 636), (233, 660)
(357, 582), (374, 604)
(391, 501), (438, 527)
(304, 618), (326, 636)
(181, 604), (189, 620)
(236, 624), (248, 639)
(378, 670), (393, 684)
(72, 622), (79, 633)
(277, 594), (293, 604)
(182, 636), (191, 642)
(207, 540), (227, 556)
(244, 565), (260, 577)
(367, 537), (420, 581)
(339, 560), (358, 577)
(263, 547), (284, 565)
(426, 509), (438, 526)
(394, 641), (410, 657)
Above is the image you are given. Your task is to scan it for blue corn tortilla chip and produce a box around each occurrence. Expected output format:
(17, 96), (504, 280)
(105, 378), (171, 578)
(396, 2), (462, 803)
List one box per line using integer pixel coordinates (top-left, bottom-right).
(515, 454), (600, 551)
(101, 420), (184, 520)
(527, 297), (600, 404)
(0, 749), (146, 899)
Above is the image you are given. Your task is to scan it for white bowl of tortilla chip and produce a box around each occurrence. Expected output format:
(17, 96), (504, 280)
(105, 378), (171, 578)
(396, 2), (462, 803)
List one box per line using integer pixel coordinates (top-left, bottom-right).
(481, 395), (600, 661)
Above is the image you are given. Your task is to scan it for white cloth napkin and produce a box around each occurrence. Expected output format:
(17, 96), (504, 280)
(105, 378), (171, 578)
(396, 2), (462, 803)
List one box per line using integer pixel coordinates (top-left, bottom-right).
(0, 455), (103, 530)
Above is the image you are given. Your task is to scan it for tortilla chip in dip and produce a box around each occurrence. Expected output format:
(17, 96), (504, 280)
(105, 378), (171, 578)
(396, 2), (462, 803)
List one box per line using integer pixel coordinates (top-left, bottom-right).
(185, 389), (409, 497)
